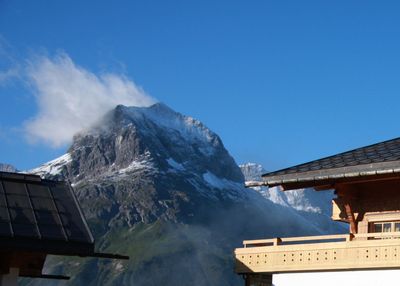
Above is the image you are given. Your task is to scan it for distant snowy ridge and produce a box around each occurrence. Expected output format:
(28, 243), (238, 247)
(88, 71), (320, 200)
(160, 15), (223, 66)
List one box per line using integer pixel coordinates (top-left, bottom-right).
(239, 162), (266, 181)
(239, 162), (333, 215)
(239, 162), (289, 206)
(239, 162), (344, 234)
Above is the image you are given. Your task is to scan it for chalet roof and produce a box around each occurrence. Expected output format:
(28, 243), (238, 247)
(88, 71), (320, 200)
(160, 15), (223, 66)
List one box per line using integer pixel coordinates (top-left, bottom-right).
(0, 171), (128, 280)
(261, 137), (400, 189)
(0, 171), (95, 255)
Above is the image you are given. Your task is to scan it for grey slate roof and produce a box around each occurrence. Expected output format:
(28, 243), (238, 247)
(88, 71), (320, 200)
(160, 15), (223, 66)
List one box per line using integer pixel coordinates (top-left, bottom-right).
(262, 137), (400, 188)
(0, 171), (95, 255)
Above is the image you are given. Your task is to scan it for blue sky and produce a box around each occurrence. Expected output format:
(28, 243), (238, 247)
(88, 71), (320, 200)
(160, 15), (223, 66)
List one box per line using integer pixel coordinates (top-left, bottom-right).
(1, 0), (400, 172)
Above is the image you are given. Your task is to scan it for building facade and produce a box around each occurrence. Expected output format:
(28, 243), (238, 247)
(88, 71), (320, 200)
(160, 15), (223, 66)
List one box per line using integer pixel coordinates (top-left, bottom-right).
(235, 138), (400, 286)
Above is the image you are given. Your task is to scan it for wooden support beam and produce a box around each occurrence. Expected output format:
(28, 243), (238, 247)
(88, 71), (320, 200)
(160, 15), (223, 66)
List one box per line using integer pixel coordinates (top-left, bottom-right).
(335, 183), (359, 234)
(344, 202), (357, 234)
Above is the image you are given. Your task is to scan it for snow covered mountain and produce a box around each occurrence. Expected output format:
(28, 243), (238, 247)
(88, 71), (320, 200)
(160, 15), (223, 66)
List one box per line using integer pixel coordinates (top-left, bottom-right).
(26, 103), (337, 286)
(239, 162), (266, 181)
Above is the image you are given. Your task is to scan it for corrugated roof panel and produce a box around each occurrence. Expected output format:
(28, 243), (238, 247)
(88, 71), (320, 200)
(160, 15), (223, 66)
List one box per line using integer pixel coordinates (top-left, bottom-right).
(39, 225), (66, 240)
(35, 210), (61, 225)
(31, 197), (57, 211)
(12, 223), (39, 238)
(3, 181), (27, 195)
(0, 194), (6, 207)
(0, 207), (9, 222)
(27, 184), (51, 198)
(0, 222), (11, 236)
(7, 194), (31, 208)
(0, 171), (95, 254)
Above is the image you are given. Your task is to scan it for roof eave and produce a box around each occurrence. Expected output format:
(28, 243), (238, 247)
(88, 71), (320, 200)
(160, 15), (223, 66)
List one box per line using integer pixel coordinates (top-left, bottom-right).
(262, 161), (400, 191)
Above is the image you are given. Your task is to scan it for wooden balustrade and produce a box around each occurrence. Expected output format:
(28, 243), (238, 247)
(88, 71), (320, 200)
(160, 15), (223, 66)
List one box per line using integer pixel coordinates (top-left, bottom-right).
(235, 232), (400, 274)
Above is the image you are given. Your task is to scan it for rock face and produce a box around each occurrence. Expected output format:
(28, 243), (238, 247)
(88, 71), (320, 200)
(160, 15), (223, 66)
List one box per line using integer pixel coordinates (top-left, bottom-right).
(26, 103), (334, 286)
(0, 163), (17, 172)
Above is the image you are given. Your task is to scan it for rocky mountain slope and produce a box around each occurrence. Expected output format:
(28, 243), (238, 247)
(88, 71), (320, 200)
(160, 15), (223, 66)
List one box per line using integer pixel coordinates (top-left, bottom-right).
(24, 103), (337, 286)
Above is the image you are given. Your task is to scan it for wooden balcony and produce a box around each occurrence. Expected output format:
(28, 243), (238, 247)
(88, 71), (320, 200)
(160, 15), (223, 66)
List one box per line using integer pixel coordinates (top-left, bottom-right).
(235, 232), (400, 274)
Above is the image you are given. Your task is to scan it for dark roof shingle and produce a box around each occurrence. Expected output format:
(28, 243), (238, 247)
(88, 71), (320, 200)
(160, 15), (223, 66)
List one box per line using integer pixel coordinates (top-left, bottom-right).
(262, 137), (400, 188)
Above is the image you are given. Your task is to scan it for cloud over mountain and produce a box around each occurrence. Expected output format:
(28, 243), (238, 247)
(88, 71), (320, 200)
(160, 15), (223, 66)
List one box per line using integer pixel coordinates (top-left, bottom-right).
(24, 53), (156, 147)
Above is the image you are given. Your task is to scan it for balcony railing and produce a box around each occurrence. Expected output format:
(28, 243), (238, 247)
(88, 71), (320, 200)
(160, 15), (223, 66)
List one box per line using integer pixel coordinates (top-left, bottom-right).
(235, 232), (400, 274)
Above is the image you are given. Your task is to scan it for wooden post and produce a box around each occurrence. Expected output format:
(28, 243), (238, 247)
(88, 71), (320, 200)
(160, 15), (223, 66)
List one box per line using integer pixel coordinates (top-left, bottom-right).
(273, 238), (282, 246)
(244, 274), (273, 286)
(245, 275), (250, 286)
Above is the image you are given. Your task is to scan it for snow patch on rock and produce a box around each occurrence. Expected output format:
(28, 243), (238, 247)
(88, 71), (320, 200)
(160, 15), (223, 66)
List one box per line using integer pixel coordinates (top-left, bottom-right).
(29, 153), (72, 176)
(118, 160), (154, 174)
(203, 171), (242, 191)
(166, 158), (185, 171)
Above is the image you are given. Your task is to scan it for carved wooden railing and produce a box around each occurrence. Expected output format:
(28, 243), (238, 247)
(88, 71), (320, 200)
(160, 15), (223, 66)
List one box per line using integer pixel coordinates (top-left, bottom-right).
(235, 232), (400, 274)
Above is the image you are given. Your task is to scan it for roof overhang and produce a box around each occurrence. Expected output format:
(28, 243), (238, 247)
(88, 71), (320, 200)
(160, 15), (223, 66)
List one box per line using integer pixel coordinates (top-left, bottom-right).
(260, 160), (400, 191)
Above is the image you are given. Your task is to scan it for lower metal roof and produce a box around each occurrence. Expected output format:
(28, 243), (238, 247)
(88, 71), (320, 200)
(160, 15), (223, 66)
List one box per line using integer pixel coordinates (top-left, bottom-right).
(0, 171), (95, 254)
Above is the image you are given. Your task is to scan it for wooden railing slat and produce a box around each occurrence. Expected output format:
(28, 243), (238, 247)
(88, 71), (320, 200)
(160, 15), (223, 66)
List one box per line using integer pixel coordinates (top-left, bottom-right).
(243, 232), (400, 247)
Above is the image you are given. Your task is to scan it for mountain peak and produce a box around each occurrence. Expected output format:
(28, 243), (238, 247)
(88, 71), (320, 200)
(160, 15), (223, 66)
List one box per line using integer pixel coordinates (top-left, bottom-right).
(38, 103), (243, 184)
(30, 102), (248, 227)
(113, 102), (174, 118)
(108, 103), (218, 147)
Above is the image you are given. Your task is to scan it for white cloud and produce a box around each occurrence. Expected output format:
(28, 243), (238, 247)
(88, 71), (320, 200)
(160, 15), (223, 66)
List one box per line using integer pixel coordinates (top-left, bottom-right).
(24, 53), (156, 147)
